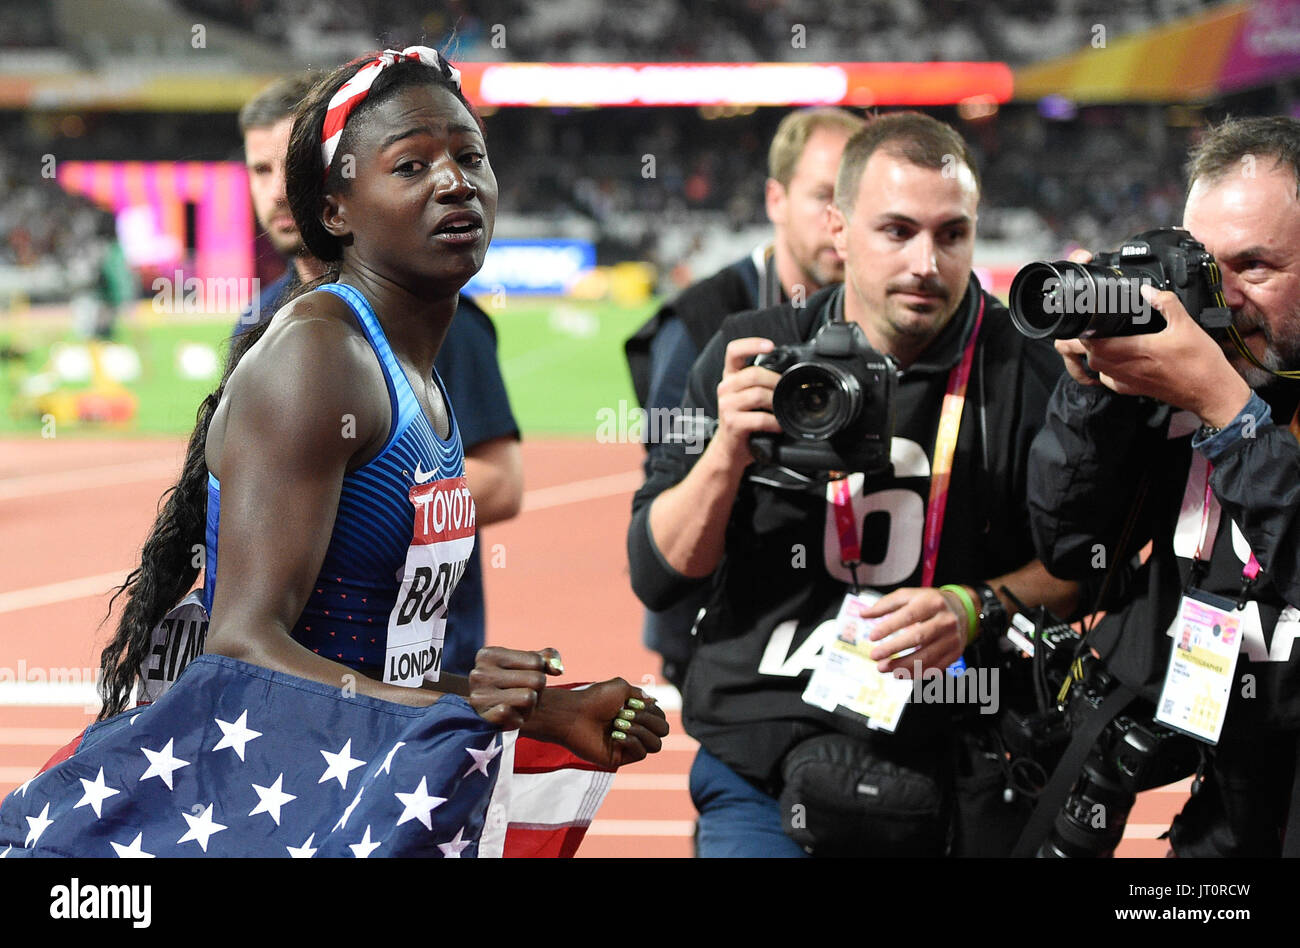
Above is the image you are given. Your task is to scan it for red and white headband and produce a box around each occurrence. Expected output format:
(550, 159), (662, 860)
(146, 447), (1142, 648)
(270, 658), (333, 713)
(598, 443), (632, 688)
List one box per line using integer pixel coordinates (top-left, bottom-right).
(320, 46), (462, 173)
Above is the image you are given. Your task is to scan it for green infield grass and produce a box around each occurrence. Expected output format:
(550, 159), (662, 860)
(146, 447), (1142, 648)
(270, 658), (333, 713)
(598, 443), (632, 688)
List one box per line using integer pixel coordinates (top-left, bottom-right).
(0, 297), (655, 438)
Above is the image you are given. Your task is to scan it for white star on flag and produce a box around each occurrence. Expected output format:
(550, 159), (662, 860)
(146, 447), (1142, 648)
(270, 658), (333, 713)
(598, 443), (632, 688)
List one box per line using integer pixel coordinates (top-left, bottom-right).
(0, 845), (10, 858)
(437, 826), (472, 858)
(394, 776), (446, 830)
(139, 738), (190, 790)
(349, 825), (381, 858)
(463, 736), (501, 778)
(249, 774), (297, 826)
(110, 832), (155, 858)
(212, 710), (262, 761)
(16, 776), (34, 797)
(25, 803), (53, 847)
(286, 833), (318, 859)
(74, 766), (121, 819)
(378, 741), (406, 775)
(177, 803), (228, 852)
(333, 785), (365, 832)
(318, 738), (366, 790)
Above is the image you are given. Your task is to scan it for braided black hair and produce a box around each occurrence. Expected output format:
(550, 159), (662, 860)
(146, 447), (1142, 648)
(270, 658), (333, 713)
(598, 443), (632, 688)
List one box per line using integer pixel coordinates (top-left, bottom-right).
(97, 320), (268, 718)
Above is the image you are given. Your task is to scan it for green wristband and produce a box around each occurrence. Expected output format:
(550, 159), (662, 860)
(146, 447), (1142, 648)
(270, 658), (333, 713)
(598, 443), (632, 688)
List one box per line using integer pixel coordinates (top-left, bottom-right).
(939, 584), (979, 644)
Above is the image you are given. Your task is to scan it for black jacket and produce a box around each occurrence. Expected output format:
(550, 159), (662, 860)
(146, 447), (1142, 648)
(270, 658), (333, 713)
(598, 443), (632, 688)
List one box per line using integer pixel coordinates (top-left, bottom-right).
(624, 254), (764, 408)
(1028, 377), (1300, 736)
(628, 279), (1064, 788)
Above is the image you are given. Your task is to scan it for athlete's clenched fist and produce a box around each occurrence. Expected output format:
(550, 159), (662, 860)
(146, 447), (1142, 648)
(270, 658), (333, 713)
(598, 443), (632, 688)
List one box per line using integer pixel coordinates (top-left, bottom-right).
(466, 645), (564, 729)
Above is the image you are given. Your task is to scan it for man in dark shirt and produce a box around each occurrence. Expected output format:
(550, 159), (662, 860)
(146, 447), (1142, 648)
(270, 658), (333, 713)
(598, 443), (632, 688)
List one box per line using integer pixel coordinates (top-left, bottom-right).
(629, 113), (1077, 856)
(1028, 116), (1300, 856)
(237, 76), (327, 326)
(625, 107), (864, 688)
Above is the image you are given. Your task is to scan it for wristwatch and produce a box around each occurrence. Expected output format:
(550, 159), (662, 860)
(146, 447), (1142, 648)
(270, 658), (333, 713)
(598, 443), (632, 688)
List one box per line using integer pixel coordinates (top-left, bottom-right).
(973, 583), (1008, 638)
(1196, 423), (1224, 440)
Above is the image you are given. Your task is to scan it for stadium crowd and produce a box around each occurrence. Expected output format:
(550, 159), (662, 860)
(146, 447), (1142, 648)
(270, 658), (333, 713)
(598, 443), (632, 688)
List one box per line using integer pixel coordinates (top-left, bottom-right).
(0, 103), (1205, 299)
(173, 0), (1218, 65)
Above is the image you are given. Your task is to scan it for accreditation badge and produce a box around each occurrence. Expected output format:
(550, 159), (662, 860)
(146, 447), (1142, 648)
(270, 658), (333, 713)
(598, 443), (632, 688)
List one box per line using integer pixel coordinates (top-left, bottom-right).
(1155, 590), (1244, 744)
(802, 592), (913, 732)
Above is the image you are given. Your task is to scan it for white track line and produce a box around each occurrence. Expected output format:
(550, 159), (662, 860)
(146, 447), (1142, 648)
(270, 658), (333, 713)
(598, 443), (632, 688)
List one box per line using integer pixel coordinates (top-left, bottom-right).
(0, 680), (100, 708)
(587, 819), (696, 837)
(641, 683), (681, 712)
(1122, 824), (1175, 839)
(0, 469), (649, 709)
(0, 727), (90, 745)
(0, 469), (644, 620)
(0, 456), (180, 501)
(1, 766), (43, 784)
(0, 570), (130, 615)
(520, 469), (642, 512)
(609, 774), (689, 791)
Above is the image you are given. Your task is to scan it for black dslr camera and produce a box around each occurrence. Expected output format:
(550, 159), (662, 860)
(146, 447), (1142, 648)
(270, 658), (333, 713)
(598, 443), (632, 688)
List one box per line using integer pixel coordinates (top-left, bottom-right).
(748, 320), (896, 475)
(1009, 227), (1232, 340)
(998, 607), (1199, 858)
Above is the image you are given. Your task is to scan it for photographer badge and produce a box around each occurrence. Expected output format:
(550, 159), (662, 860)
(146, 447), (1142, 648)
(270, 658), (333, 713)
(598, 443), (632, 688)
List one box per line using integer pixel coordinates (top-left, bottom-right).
(802, 592), (913, 732)
(1155, 589), (1243, 744)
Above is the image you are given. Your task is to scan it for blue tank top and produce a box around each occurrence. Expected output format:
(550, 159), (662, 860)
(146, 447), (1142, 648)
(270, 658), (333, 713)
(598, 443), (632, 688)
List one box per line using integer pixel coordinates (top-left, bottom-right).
(203, 282), (475, 686)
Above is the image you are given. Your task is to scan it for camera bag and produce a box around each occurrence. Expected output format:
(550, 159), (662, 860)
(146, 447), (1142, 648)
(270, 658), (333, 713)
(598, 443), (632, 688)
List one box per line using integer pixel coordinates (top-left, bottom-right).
(778, 732), (949, 856)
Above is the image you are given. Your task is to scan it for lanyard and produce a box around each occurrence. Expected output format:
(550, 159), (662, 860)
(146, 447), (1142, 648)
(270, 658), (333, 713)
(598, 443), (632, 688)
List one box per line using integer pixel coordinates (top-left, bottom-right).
(831, 295), (986, 591)
(1190, 462), (1260, 603)
(1189, 403), (1300, 596)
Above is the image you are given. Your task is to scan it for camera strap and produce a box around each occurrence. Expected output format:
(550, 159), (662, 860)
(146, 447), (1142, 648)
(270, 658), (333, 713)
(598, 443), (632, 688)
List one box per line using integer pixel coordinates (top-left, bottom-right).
(1225, 324), (1300, 381)
(1009, 680), (1138, 857)
(753, 242), (782, 310)
(829, 295), (987, 593)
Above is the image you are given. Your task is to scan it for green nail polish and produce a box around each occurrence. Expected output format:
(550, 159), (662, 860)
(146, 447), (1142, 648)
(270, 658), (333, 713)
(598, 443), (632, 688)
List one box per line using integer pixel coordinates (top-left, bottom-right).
(618, 708), (636, 721)
(614, 718), (631, 731)
(546, 656), (564, 674)
(610, 730), (627, 741)
(627, 697), (646, 710)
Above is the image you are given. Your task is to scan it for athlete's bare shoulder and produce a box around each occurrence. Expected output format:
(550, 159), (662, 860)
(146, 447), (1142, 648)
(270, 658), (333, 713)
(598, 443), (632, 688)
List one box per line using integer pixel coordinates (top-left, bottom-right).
(207, 287), (391, 477)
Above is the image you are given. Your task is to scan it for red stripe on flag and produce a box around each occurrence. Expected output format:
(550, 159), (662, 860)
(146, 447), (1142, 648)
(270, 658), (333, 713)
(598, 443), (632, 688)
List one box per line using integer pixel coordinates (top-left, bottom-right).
(503, 824), (588, 859)
(511, 735), (609, 774)
(38, 728), (85, 774)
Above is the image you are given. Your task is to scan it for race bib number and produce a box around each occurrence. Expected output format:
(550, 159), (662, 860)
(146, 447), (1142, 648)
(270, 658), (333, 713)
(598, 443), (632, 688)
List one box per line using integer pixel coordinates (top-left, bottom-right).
(387, 475), (476, 686)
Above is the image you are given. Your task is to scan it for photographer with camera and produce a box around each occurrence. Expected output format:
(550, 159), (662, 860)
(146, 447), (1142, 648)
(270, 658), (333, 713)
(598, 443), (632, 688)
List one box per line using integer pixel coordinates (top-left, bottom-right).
(628, 113), (1079, 857)
(625, 107), (864, 690)
(1027, 116), (1300, 857)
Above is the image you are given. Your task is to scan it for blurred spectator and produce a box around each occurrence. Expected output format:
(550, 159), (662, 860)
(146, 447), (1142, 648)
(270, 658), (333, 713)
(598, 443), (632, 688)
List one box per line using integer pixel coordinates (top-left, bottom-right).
(168, 0), (1221, 64)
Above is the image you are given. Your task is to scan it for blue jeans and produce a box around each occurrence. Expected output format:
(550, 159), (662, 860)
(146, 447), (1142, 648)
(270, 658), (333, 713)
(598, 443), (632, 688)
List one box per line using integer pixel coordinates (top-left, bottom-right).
(689, 746), (810, 858)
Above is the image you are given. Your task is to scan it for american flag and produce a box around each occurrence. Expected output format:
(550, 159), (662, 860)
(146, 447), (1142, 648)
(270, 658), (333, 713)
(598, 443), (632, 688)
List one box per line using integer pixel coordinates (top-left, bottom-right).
(0, 655), (612, 858)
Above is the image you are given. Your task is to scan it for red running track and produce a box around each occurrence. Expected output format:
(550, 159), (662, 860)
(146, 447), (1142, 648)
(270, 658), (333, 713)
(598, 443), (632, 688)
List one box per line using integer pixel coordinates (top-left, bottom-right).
(0, 436), (1185, 857)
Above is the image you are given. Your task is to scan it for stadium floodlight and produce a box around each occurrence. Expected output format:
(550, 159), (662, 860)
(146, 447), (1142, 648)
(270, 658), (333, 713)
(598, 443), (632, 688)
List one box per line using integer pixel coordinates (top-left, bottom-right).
(459, 62), (1014, 108)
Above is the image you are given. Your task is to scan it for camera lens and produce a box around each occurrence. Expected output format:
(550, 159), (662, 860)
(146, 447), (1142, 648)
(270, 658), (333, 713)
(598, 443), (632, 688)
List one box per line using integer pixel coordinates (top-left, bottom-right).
(1010, 260), (1167, 340)
(1008, 262), (1093, 339)
(772, 362), (861, 439)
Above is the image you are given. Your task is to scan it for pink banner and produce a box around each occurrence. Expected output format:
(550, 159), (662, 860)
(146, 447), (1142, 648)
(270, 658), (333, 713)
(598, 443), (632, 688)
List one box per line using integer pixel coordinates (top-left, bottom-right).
(1222, 0), (1300, 92)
